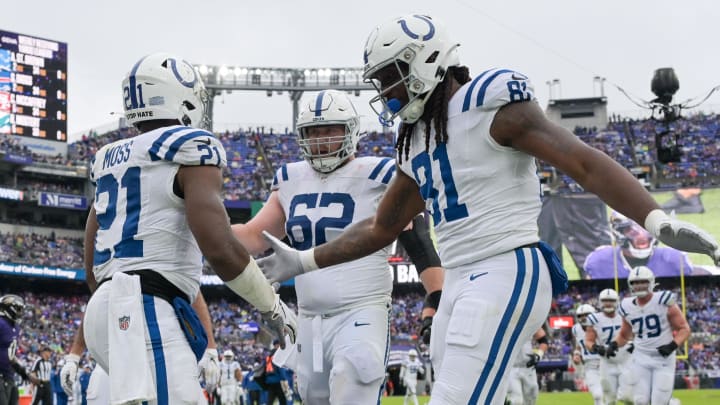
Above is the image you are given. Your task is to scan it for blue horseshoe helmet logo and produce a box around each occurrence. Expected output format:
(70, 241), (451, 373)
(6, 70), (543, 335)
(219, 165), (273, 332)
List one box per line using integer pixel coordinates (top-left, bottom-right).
(398, 15), (435, 41)
(168, 58), (197, 88)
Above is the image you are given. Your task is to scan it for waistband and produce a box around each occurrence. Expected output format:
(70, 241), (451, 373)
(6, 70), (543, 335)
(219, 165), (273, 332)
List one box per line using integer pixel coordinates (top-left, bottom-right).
(97, 270), (189, 304)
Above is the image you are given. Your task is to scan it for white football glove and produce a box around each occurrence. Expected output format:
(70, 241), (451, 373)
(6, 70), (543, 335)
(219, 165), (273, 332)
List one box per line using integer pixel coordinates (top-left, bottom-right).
(60, 353), (80, 396)
(645, 209), (720, 265)
(199, 348), (219, 393)
(257, 231), (318, 284)
(260, 294), (298, 349)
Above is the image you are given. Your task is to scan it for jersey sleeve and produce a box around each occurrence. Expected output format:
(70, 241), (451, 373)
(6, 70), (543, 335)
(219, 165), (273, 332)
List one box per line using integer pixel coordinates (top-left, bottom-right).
(463, 68), (536, 112)
(271, 164), (289, 191)
(587, 312), (600, 326)
(658, 291), (676, 307)
(147, 127), (227, 168)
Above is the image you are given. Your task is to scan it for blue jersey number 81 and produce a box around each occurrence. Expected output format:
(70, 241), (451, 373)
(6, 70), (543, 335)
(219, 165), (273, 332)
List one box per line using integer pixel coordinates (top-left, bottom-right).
(411, 144), (468, 224)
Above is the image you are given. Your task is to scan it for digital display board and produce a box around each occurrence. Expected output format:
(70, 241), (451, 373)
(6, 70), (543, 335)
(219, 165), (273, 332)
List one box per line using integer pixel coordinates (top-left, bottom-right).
(0, 29), (67, 141)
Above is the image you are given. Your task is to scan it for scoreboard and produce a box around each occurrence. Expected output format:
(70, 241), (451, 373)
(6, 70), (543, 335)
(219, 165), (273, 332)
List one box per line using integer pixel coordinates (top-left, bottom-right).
(0, 29), (67, 142)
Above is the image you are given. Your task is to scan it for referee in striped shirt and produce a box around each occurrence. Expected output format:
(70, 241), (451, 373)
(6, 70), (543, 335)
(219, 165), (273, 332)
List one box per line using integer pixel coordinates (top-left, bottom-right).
(30, 347), (53, 405)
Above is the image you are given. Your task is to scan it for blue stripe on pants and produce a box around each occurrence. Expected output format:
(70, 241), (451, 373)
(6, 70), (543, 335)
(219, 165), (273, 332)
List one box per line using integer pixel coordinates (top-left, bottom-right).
(484, 248), (540, 404)
(468, 248), (538, 404)
(143, 294), (169, 405)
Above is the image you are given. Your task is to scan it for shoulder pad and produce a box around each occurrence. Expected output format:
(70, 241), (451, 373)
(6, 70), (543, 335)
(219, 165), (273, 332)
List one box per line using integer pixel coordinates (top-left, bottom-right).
(147, 127), (226, 167)
(460, 68), (535, 112)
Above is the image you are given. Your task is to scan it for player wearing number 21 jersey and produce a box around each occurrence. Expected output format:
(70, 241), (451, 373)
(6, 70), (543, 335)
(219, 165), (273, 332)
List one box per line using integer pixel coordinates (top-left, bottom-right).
(84, 52), (294, 404)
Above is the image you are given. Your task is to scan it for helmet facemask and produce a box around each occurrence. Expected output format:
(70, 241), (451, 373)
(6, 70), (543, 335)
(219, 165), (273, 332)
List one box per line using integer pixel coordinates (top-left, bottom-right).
(295, 90), (361, 173)
(298, 123), (357, 173)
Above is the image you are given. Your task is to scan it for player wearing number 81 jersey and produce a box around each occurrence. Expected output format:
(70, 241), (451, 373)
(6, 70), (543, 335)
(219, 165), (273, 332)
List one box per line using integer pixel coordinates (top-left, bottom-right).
(607, 266), (690, 405)
(255, 14), (719, 404)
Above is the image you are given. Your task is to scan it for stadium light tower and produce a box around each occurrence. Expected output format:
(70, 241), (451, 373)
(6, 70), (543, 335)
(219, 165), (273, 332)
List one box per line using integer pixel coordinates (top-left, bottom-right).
(194, 66), (373, 132)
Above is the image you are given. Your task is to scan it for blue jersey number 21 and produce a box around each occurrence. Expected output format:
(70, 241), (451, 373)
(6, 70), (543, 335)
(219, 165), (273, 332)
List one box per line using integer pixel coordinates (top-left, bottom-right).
(411, 144), (468, 224)
(94, 167), (144, 265)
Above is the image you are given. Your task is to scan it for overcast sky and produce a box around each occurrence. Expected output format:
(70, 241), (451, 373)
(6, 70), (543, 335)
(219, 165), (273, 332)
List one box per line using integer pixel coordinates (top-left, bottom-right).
(5, 0), (720, 142)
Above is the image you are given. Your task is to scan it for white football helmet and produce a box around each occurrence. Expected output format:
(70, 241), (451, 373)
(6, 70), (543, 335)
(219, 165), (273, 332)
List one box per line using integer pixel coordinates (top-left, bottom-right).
(296, 90), (360, 173)
(223, 350), (234, 360)
(408, 349), (418, 359)
(363, 14), (460, 124)
(575, 304), (595, 326)
(610, 211), (657, 259)
(122, 52), (209, 129)
(628, 266), (656, 297)
(598, 289), (619, 314)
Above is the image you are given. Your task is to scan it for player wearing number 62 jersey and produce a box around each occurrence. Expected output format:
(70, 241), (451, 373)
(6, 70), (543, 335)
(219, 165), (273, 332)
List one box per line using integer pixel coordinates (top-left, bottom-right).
(232, 89), (443, 405)
(256, 14), (719, 404)
(605, 266), (690, 405)
(84, 53), (294, 405)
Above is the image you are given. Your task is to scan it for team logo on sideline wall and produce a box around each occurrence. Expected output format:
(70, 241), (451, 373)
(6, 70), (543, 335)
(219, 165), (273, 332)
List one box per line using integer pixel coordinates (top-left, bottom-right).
(119, 316), (130, 331)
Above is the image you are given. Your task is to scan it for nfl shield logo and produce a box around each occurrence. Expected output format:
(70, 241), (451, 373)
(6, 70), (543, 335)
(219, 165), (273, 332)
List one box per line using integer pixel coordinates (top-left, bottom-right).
(118, 316), (130, 331)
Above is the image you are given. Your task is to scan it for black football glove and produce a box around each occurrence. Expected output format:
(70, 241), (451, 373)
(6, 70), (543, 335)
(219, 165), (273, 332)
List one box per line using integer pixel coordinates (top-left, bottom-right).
(657, 341), (678, 357)
(591, 344), (606, 356)
(627, 342), (635, 354)
(419, 316), (433, 345)
(605, 341), (619, 358)
(526, 353), (541, 368)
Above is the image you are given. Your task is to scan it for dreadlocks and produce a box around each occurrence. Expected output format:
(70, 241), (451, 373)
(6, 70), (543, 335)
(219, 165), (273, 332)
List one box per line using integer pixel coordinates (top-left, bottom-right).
(396, 66), (472, 164)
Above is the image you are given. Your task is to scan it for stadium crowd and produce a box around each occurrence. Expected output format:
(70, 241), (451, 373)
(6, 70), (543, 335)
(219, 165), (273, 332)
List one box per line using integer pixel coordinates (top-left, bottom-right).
(2, 282), (718, 388)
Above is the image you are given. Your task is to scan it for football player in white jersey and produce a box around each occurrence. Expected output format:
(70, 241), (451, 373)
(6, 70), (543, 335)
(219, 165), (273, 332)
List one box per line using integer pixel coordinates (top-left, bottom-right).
(584, 289), (634, 405)
(82, 52), (295, 405)
(230, 89), (443, 405)
(505, 328), (548, 405)
(400, 349), (423, 405)
(219, 350), (242, 405)
(572, 304), (604, 405)
(604, 266), (690, 405)
(256, 14), (720, 404)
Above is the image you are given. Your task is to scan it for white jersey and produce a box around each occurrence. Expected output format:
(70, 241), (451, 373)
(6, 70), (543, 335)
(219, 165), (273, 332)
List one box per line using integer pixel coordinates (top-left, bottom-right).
(90, 125), (227, 300)
(403, 358), (424, 381)
(572, 323), (601, 363)
(219, 360), (241, 385)
(586, 311), (630, 364)
(397, 68), (541, 268)
(512, 340), (534, 368)
(272, 157), (394, 314)
(618, 291), (675, 356)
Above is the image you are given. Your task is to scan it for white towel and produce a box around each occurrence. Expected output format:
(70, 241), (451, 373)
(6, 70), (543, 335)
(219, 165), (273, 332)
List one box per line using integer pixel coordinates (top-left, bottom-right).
(271, 335), (298, 371)
(108, 272), (156, 404)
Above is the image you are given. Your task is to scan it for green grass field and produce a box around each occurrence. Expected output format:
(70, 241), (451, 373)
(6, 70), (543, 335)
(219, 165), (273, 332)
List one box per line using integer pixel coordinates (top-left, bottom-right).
(561, 188), (720, 280)
(379, 389), (720, 404)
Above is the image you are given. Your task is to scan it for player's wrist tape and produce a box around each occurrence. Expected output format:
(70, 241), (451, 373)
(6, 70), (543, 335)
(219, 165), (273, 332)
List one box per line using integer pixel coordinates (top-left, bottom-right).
(65, 353), (80, 364)
(423, 290), (442, 311)
(299, 248), (319, 272)
(225, 258), (276, 312)
(644, 209), (670, 237)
